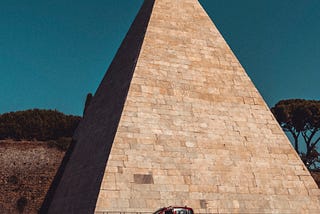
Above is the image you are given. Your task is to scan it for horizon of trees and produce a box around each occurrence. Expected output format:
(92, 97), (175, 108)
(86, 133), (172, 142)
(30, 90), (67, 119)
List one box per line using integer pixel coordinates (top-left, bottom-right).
(0, 109), (81, 141)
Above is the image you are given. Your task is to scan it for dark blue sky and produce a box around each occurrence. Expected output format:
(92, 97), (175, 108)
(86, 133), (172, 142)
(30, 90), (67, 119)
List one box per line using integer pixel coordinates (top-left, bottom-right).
(1, 0), (319, 116)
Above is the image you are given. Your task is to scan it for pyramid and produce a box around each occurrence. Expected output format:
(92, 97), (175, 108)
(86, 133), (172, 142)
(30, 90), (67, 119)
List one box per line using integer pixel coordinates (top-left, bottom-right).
(42, 0), (320, 213)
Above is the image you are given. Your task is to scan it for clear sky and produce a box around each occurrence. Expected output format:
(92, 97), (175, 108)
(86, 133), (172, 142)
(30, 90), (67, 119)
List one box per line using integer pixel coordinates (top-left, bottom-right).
(1, 0), (319, 116)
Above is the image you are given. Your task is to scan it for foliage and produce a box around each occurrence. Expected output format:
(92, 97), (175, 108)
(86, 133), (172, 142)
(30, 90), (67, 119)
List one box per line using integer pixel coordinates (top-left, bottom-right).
(0, 109), (81, 141)
(271, 99), (320, 169)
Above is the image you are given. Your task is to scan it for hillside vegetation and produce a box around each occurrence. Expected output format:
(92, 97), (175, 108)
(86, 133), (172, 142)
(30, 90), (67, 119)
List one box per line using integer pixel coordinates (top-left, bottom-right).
(0, 109), (81, 141)
(0, 109), (81, 213)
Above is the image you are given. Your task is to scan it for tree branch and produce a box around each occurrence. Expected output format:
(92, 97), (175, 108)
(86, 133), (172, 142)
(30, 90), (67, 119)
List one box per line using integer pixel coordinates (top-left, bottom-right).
(287, 127), (300, 153)
(310, 136), (320, 151)
(302, 131), (308, 146)
(307, 128), (318, 145)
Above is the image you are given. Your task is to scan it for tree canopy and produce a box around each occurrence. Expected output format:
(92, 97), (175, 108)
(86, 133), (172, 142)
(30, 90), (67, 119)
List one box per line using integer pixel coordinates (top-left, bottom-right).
(271, 99), (320, 169)
(0, 109), (81, 141)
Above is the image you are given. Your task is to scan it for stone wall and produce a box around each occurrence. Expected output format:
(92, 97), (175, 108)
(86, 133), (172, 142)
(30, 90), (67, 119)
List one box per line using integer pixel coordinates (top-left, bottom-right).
(0, 140), (64, 214)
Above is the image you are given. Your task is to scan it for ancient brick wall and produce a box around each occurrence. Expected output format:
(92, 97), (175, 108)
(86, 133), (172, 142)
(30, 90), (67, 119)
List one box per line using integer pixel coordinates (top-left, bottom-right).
(0, 140), (64, 213)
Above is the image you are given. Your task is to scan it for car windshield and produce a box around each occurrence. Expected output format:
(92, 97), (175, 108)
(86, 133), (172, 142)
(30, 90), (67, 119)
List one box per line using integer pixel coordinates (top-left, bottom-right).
(173, 208), (193, 214)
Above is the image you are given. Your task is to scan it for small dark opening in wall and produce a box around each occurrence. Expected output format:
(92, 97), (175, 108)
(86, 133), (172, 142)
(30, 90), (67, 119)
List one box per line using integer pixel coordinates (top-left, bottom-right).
(134, 174), (154, 184)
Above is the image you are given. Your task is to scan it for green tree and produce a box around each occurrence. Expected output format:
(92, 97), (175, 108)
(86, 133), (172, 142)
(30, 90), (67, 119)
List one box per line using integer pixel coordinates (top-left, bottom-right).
(271, 99), (320, 169)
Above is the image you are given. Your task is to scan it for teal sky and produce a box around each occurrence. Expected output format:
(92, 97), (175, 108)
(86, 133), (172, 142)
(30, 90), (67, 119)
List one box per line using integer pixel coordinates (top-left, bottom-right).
(0, 0), (319, 116)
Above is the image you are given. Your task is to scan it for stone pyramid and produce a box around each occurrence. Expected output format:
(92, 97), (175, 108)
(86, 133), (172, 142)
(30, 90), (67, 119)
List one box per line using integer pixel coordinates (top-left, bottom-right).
(42, 0), (320, 213)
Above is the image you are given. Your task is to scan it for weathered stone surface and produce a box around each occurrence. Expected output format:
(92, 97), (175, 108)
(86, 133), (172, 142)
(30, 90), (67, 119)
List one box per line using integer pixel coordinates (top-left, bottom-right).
(0, 140), (64, 214)
(95, 0), (320, 213)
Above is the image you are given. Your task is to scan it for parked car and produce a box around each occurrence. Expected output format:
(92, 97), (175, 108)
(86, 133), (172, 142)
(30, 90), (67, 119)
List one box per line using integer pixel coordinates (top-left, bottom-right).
(153, 206), (194, 214)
